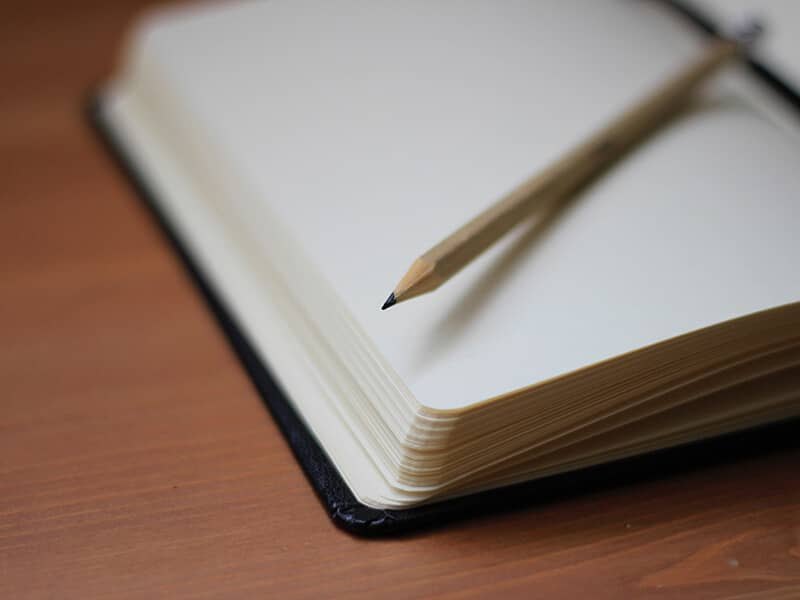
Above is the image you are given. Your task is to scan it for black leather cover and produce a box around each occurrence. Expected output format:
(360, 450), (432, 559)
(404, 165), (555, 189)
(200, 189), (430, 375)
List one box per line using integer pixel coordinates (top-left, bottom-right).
(86, 0), (800, 536)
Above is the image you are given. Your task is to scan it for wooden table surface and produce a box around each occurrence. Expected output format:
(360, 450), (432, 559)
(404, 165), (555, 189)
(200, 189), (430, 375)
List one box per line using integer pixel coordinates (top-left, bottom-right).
(3, 1), (800, 598)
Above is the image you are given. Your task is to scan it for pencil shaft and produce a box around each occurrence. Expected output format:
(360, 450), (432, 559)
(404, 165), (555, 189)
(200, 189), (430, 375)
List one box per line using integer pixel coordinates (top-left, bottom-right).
(391, 39), (739, 305)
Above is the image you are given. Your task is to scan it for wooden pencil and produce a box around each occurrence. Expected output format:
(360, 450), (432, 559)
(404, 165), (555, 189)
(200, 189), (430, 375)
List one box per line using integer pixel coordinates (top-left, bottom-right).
(382, 35), (747, 311)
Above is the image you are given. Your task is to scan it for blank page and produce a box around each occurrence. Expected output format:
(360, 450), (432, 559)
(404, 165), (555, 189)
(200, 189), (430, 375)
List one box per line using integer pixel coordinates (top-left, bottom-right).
(133, 0), (800, 409)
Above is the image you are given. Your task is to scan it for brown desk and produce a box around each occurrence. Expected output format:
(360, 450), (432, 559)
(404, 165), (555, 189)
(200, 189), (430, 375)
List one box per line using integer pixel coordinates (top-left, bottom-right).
(2, 2), (799, 597)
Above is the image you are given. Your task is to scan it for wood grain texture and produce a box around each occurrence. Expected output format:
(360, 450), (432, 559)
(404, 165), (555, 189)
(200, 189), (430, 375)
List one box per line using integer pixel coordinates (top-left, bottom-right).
(1, 2), (799, 598)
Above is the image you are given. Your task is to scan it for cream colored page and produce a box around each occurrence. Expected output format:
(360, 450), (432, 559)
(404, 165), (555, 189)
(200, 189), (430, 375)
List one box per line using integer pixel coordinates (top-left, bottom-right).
(134, 0), (800, 409)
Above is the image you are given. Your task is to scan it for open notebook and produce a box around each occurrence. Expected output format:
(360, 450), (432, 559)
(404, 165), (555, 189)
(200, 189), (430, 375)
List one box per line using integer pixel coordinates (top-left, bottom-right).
(95, 0), (800, 531)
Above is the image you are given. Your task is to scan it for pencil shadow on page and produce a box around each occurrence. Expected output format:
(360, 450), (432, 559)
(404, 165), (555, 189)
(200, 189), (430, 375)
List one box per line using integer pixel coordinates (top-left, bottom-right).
(410, 195), (582, 372)
(411, 95), (740, 372)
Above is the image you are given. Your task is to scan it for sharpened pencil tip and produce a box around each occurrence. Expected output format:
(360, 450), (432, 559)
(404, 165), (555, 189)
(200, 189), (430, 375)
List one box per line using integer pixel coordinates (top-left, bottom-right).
(381, 292), (396, 311)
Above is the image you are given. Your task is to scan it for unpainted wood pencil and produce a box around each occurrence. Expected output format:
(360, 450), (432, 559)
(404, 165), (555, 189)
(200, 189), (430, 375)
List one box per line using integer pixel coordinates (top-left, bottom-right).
(382, 34), (749, 310)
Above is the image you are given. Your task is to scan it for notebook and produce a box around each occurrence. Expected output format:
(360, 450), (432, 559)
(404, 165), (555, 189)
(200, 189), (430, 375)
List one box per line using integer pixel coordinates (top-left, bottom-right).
(92, 0), (800, 534)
